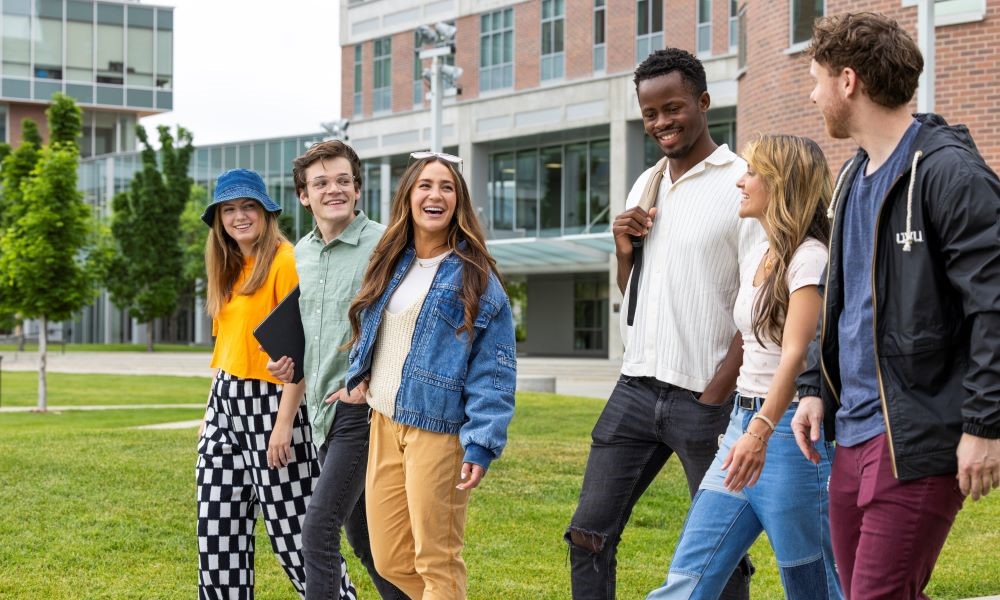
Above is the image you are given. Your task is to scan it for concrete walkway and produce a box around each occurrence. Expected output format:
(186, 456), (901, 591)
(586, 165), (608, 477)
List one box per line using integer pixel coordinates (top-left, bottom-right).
(0, 350), (624, 399)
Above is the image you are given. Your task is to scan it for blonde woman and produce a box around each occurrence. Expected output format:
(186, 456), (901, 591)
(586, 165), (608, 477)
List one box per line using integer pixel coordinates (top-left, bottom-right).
(344, 152), (516, 599)
(195, 169), (343, 599)
(648, 136), (843, 600)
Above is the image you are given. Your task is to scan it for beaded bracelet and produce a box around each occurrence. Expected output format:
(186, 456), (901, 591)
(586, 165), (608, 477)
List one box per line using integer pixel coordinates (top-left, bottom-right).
(744, 430), (768, 448)
(751, 413), (776, 432)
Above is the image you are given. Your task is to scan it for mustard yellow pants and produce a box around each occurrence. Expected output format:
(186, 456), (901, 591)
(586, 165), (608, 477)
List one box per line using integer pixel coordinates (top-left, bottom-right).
(366, 410), (471, 600)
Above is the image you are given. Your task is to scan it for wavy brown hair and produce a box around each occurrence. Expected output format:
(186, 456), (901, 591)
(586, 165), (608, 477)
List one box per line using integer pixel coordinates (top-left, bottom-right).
(204, 204), (289, 318)
(346, 156), (501, 347)
(809, 12), (922, 109)
(742, 135), (831, 347)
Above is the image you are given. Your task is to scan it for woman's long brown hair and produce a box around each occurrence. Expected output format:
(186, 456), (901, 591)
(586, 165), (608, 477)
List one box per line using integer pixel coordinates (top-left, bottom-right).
(743, 134), (832, 347)
(346, 156), (502, 348)
(204, 206), (288, 318)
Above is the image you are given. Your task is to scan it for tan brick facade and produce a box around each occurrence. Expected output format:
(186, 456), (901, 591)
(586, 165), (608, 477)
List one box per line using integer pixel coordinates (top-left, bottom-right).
(565, 0), (594, 79)
(392, 31), (414, 113)
(739, 0), (1000, 172)
(342, 43), (355, 119)
(455, 14), (479, 101)
(515, 2), (541, 90)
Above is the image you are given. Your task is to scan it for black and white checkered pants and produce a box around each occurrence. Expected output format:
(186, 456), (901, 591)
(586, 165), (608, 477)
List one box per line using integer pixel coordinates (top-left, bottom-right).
(196, 370), (356, 600)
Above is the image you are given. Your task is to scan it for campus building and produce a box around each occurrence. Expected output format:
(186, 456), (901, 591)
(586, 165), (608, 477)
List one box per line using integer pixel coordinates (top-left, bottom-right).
(64, 0), (1000, 352)
(338, 0), (999, 359)
(0, 0), (174, 156)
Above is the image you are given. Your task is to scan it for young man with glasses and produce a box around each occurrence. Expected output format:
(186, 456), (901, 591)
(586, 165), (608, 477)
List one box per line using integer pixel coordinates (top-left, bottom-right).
(268, 140), (406, 599)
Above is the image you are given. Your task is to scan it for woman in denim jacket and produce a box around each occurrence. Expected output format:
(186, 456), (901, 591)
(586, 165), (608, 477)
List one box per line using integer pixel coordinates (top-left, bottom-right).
(344, 152), (516, 599)
(648, 136), (842, 600)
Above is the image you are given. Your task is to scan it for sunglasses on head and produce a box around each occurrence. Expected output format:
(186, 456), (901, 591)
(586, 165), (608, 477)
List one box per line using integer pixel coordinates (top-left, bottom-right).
(409, 150), (463, 172)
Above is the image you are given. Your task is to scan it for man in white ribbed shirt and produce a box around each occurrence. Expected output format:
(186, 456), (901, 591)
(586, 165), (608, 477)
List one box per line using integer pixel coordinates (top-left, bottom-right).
(566, 48), (764, 600)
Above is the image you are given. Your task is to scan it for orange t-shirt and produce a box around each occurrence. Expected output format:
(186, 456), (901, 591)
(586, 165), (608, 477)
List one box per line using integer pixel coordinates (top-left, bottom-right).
(210, 243), (298, 384)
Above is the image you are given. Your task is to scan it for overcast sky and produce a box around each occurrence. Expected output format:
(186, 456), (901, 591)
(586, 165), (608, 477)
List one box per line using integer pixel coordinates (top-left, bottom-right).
(140, 0), (341, 146)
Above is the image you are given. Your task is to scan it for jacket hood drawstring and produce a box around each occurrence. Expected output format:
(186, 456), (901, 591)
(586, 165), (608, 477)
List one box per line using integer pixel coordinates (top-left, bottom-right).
(827, 158), (855, 220)
(902, 150), (924, 252)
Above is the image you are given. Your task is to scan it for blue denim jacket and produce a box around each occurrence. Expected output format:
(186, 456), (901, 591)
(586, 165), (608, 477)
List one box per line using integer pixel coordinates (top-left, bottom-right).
(346, 246), (517, 470)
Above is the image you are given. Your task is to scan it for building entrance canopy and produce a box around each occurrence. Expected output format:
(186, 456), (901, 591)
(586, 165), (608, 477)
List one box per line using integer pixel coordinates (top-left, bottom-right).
(486, 233), (614, 275)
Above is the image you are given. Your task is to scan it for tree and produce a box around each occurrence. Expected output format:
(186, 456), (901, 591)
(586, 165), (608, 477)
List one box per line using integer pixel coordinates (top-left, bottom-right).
(0, 119), (44, 350)
(0, 95), (93, 411)
(104, 125), (194, 351)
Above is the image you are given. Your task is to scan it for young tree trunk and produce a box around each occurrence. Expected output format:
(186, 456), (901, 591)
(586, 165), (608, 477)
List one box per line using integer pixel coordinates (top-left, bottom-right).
(17, 321), (26, 351)
(38, 315), (47, 412)
(146, 319), (155, 352)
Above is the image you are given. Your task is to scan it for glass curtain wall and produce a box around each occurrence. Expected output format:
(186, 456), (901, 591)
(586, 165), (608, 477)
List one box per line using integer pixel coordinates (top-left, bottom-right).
(488, 139), (610, 238)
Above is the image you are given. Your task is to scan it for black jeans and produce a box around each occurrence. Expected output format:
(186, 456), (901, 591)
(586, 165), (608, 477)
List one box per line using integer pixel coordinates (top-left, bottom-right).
(565, 376), (753, 600)
(301, 401), (408, 600)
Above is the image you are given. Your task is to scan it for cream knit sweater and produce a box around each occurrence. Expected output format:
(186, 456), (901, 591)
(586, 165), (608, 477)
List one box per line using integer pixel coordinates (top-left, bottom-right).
(366, 292), (427, 418)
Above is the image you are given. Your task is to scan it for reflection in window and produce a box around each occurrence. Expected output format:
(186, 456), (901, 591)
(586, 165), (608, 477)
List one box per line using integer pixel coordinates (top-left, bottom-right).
(35, 0), (63, 80)
(127, 6), (154, 87)
(489, 140), (610, 238)
(574, 275), (608, 351)
(480, 8), (513, 92)
(2, 2), (31, 78)
(541, 0), (565, 81)
(790, 0), (823, 46)
(96, 4), (125, 85)
(67, 1), (94, 83)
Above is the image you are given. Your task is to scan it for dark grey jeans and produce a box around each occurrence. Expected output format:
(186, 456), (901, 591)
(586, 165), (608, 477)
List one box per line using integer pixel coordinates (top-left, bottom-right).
(565, 375), (753, 600)
(301, 401), (408, 600)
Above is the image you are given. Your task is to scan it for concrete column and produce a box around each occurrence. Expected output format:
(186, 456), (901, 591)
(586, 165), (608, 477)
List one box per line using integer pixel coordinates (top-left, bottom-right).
(606, 83), (633, 361)
(379, 157), (392, 219)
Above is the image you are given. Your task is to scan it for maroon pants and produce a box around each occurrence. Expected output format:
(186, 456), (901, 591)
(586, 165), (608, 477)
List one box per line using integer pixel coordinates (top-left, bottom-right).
(829, 433), (965, 599)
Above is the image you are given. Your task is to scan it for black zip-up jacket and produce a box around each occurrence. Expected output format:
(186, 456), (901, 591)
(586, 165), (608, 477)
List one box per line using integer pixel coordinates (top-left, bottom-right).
(798, 113), (1000, 481)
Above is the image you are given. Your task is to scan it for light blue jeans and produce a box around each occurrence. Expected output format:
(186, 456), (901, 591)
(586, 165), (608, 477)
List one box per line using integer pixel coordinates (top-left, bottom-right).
(647, 402), (843, 600)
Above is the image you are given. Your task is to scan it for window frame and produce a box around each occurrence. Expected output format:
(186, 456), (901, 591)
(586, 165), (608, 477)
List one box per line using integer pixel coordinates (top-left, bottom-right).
(540, 0), (565, 81)
(480, 8), (514, 93)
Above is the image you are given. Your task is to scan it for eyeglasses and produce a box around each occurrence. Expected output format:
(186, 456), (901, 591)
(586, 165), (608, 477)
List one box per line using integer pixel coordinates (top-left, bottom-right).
(308, 175), (357, 192)
(409, 150), (463, 172)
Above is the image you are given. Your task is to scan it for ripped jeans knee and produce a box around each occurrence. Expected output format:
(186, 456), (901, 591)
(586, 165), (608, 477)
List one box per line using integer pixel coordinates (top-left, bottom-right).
(565, 525), (608, 554)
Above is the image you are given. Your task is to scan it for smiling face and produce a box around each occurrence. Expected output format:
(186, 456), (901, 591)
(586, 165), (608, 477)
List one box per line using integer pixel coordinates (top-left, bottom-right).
(809, 59), (852, 140)
(638, 70), (710, 161)
(409, 160), (457, 245)
(219, 198), (263, 254)
(299, 156), (359, 232)
(736, 166), (769, 220)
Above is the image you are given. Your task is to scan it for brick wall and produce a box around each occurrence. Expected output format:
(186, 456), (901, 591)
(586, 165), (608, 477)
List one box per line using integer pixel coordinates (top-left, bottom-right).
(606, 0), (636, 74)
(565, 0), (593, 79)
(666, 0), (696, 55)
(739, 0), (1000, 172)
(455, 14), (479, 100)
(515, 1), (541, 90)
(342, 44), (355, 119)
(392, 30), (414, 112)
(8, 104), (49, 147)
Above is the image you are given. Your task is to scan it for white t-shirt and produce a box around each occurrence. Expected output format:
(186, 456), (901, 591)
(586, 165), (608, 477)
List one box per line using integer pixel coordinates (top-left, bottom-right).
(386, 250), (451, 314)
(620, 145), (766, 391)
(734, 238), (828, 398)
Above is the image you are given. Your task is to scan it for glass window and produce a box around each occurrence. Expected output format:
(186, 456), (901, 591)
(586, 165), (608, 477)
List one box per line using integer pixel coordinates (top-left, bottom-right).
(573, 275), (608, 351)
(790, 0), (823, 46)
(34, 0), (63, 79)
(373, 37), (392, 113)
(541, 0), (565, 81)
(127, 7), (155, 87)
(67, 2), (95, 83)
(589, 140), (610, 233)
(353, 45), (363, 115)
(157, 24), (173, 89)
(697, 0), (712, 55)
(563, 143), (588, 234)
(0, 104), (7, 143)
(729, 0), (739, 51)
(636, 0), (664, 61)
(515, 151), (539, 233)
(490, 152), (516, 230)
(362, 160), (382, 222)
(93, 111), (117, 156)
(2, 2), (31, 78)
(539, 147), (562, 236)
(97, 4), (125, 85)
(593, 0), (606, 72)
(480, 8), (513, 92)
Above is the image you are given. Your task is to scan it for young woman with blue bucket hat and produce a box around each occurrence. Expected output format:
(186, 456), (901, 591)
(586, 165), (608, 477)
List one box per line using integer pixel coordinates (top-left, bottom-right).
(194, 168), (354, 599)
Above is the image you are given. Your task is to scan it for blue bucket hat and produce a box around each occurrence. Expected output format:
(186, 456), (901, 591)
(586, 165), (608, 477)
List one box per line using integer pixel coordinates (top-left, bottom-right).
(201, 168), (282, 226)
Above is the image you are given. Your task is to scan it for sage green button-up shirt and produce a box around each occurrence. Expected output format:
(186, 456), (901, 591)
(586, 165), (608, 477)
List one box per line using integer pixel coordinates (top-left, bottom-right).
(295, 211), (384, 445)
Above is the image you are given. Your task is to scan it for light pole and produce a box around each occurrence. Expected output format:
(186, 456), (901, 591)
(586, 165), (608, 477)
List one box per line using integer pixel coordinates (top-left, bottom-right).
(417, 22), (462, 153)
(917, 0), (935, 113)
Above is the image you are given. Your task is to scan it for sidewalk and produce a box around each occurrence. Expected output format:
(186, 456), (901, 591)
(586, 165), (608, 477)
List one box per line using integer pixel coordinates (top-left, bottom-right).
(0, 351), (624, 400)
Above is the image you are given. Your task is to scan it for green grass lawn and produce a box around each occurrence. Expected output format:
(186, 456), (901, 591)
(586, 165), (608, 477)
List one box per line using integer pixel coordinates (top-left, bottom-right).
(0, 371), (211, 407)
(0, 383), (997, 598)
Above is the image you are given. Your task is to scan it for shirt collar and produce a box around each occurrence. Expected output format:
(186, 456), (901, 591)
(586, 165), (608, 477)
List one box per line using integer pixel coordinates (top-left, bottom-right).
(308, 210), (370, 247)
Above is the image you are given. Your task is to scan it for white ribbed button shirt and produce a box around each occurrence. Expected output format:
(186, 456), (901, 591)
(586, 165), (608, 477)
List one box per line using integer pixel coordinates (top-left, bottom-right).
(619, 144), (766, 392)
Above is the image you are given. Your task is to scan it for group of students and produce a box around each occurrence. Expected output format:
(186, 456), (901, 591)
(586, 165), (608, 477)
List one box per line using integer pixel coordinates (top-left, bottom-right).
(191, 10), (999, 600)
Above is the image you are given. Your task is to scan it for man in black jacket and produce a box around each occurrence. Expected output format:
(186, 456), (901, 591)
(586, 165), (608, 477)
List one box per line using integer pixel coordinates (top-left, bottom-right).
(793, 12), (1000, 599)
